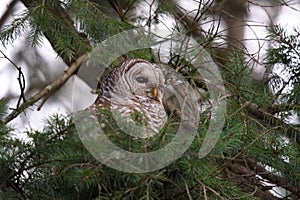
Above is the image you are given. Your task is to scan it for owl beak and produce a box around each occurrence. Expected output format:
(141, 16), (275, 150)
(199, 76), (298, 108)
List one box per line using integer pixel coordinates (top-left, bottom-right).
(152, 87), (162, 103)
(152, 87), (159, 101)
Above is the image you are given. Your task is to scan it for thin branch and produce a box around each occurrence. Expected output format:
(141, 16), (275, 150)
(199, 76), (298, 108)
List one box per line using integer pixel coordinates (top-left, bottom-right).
(167, 0), (207, 39)
(246, 160), (300, 195)
(232, 126), (281, 161)
(178, 173), (192, 200)
(1, 54), (88, 125)
(37, 92), (53, 111)
(225, 161), (280, 200)
(120, 0), (138, 21)
(247, 102), (300, 143)
(200, 180), (208, 200)
(196, 179), (224, 200)
(266, 103), (300, 114)
(0, 50), (26, 108)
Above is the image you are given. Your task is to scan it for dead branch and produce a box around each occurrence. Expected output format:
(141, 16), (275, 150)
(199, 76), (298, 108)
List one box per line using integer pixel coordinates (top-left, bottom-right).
(1, 54), (88, 125)
(0, 50), (26, 108)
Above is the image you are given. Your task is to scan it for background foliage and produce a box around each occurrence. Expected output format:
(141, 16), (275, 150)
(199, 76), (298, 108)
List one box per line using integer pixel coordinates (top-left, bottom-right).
(0, 0), (300, 199)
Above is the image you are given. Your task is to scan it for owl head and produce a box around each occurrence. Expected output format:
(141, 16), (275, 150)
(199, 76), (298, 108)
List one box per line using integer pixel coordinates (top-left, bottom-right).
(122, 60), (164, 103)
(94, 59), (167, 138)
(98, 59), (165, 105)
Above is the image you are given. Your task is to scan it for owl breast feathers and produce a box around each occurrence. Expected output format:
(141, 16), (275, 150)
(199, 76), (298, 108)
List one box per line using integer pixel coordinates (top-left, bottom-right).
(92, 59), (168, 138)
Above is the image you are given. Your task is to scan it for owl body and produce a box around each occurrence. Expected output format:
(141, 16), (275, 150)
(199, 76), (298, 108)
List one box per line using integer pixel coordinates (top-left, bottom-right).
(93, 59), (167, 138)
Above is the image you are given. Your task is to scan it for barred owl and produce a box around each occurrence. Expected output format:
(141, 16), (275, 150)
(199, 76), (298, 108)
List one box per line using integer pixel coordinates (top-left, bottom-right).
(92, 59), (168, 138)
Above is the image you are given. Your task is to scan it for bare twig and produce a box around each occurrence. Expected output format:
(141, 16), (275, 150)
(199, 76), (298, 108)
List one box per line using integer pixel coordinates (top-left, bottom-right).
(179, 174), (192, 200)
(121, 0), (138, 20)
(0, 50), (26, 108)
(196, 179), (224, 200)
(202, 183), (208, 200)
(1, 54), (88, 125)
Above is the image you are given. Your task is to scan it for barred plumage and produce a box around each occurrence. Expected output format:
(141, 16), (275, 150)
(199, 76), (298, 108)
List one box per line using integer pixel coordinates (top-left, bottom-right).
(93, 59), (168, 138)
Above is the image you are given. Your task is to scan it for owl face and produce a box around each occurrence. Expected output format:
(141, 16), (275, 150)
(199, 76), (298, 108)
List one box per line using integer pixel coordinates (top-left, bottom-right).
(123, 62), (164, 103)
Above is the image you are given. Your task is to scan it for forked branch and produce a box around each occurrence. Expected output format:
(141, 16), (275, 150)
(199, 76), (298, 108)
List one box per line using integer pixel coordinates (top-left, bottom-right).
(1, 54), (88, 125)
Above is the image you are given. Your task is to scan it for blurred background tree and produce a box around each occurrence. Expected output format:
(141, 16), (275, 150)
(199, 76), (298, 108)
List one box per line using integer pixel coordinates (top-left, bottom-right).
(0, 0), (300, 199)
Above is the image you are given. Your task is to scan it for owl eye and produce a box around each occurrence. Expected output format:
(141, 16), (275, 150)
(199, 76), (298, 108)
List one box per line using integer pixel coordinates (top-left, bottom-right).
(136, 76), (148, 84)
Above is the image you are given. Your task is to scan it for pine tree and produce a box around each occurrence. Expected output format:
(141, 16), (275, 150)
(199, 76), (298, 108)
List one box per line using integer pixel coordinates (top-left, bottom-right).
(0, 1), (300, 199)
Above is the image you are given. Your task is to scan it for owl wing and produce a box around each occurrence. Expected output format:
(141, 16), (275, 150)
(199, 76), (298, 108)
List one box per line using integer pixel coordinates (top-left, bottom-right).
(160, 65), (201, 119)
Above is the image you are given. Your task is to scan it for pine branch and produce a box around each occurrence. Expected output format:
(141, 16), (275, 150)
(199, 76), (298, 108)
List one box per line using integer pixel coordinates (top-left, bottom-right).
(247, 160), (300, 195)
(0, 54), (88, 125)
(266, 104), (299, 114)
(247, 102), (300, 143)
(20, 0), (91, 65)
(224, 160), (281, 200)
(0, 0), (94, 124)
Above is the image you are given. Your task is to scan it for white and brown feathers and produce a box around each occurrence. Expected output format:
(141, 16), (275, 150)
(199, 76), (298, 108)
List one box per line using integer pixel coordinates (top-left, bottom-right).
(92, 59), (168, 138)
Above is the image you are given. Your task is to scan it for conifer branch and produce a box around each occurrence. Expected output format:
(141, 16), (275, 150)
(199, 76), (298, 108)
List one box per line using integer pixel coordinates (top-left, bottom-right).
(20, 0), (91, 65)
(0, 0), (92, 124)
(246, 160), (300, 195)
(247, 102), (300, 143)
(225, 161), (280, 200)
(1, 54), (88, 125)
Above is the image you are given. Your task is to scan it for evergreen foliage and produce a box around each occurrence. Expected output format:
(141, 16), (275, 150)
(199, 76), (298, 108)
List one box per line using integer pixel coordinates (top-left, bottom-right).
(0, 110), (259, 199)
(0, 1), (300, 199)
(267, 26), (300, 116)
